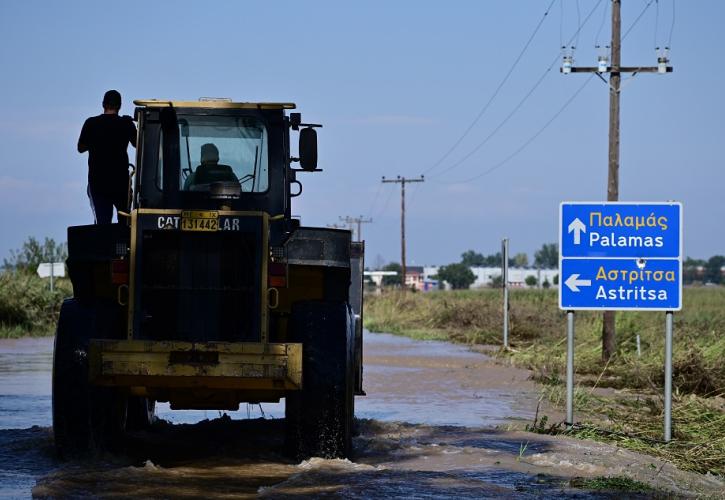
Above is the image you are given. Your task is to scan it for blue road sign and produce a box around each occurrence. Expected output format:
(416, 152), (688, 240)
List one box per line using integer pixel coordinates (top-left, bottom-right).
(559, 202), (682, 311)
(560, 258), (681, 311)
(560, 202), (681, 258)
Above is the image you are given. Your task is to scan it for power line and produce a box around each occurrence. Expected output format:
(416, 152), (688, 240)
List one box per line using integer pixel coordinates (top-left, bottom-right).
(448, 74), (594, 184)
(654, 0), (660, 49)
(422, 0), (557, 176)
(622, 0), (655, 41)
(366, 182), (383, 218)
(559, 0), (564, 48)
(667, 0), (675, 47)
(575, 0), (582, 48)
(374, 183), (396, 218)
(428, 58), (556, 179)
(428, 0), (604, 180)
(595, 0), (609, 46)
(406, 181), (423, 211)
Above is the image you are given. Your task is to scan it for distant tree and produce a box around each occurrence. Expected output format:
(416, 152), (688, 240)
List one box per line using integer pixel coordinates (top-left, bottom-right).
(437, 263), (476, 290)
(382, 262), (402, 286)
(513, 252), (529, 268)
(525, 275), (538, 287)
(490, 274), (503, 288)
(683, 257), (706, 284)
(460, 250), (515, 268)
(534, 243), (559, 269)
(553, 274), (559, 285)
(542, 278), (551, 289)
(3, 237), (67, 273)
(685, 257), (706, 267)
(704, 255), (725, 284)
(461, 250), (486, 267)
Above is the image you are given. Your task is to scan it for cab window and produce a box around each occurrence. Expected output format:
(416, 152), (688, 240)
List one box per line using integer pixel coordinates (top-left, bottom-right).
(158, 115), (269, 193)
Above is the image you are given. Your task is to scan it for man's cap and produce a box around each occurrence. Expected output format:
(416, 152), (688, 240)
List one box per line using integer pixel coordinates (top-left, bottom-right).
(103, 90), (122, 108)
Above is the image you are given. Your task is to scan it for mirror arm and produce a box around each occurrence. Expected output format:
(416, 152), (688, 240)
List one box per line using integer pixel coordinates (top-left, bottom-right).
(289, 167), (323, 172)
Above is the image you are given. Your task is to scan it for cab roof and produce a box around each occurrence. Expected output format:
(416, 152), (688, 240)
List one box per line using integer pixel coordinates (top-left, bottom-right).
(133, 99), (296, 110)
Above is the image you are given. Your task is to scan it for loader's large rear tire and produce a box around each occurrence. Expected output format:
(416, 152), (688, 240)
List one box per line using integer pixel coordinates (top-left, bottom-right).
(52, 299), (126, 458)
(286, 300), (355, 459)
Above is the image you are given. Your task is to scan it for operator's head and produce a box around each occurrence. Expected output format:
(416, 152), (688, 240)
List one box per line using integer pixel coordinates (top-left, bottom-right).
(200, 143), (219, 165)
(102, 90), (122, 113)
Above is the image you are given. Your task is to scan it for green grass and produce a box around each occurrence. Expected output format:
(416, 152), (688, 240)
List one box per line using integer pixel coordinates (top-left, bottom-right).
(570, 476), (653, 492)
(365, 288), (725, 475)
(365, 288), (725, 395)
(0, 271), (71, 338)
(532, 385), (725, 475)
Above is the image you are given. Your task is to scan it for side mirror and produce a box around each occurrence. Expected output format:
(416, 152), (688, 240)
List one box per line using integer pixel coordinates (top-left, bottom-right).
(299, 127), (318, 171)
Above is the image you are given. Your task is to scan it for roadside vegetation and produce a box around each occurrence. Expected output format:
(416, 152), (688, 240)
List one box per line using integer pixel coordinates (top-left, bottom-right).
(365, 288), (725, 476)
(0, 272), (70, 338)
(1, 236), (70, 338)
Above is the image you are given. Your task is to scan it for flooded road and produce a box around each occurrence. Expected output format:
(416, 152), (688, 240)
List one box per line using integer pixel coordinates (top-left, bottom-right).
(1, 333), (721, 498)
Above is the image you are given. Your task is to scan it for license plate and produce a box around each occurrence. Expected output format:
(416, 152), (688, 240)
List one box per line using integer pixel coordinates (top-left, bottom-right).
(181, 210), (219, 232)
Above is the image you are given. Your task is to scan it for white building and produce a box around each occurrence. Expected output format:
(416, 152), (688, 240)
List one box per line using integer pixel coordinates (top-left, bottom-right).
(423, 266), (558, 289)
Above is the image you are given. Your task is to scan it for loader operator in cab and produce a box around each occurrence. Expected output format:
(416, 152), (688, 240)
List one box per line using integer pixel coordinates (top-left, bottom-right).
(184, 143), (239, 190)
(78, 89), (137, 224)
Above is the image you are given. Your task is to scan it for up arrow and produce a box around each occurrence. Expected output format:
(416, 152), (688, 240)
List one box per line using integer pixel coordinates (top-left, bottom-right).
(565, 274), (591, 292)
(568, 218), (586, 245)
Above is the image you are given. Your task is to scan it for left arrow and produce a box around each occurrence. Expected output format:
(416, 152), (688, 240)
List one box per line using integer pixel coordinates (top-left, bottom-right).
(565, 273), (591, 292)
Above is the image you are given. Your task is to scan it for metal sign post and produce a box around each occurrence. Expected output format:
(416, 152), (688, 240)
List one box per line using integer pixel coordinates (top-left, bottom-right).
(664, 311), (673, 441)
(566, 311), (575, 429)
(559, 201), (682, 441)
(502, 238), (509, 349)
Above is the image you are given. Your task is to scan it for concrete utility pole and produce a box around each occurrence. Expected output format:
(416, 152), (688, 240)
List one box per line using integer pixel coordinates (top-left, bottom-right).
(563, 0), (672, 361)
(382, 175), (424, 289)
(339, 215), (373, 242)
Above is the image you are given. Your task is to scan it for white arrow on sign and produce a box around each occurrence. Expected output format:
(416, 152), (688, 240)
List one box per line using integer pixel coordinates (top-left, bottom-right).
(565, 273), (591, 292)
(567, 218), (586, 245)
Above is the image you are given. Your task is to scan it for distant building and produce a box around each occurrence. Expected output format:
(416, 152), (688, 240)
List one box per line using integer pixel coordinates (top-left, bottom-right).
(424, 266), (558, 290)
(363, 270), (397, 288)
(405, 266), (425, 291)
(365, 265), (559, 291)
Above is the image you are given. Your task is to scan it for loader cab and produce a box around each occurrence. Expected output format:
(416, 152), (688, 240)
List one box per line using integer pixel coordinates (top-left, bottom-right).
(132, 100), (301, 237)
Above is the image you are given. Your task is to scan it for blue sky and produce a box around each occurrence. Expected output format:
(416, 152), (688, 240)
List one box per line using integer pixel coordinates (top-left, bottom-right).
(0, 1), (722, 267)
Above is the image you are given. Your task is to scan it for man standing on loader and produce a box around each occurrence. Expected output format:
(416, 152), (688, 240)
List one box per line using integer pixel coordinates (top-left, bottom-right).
(77, 89), (137, 224)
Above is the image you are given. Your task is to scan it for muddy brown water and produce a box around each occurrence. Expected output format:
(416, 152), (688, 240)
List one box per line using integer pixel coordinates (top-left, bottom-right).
(1, 333), (722, 498)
